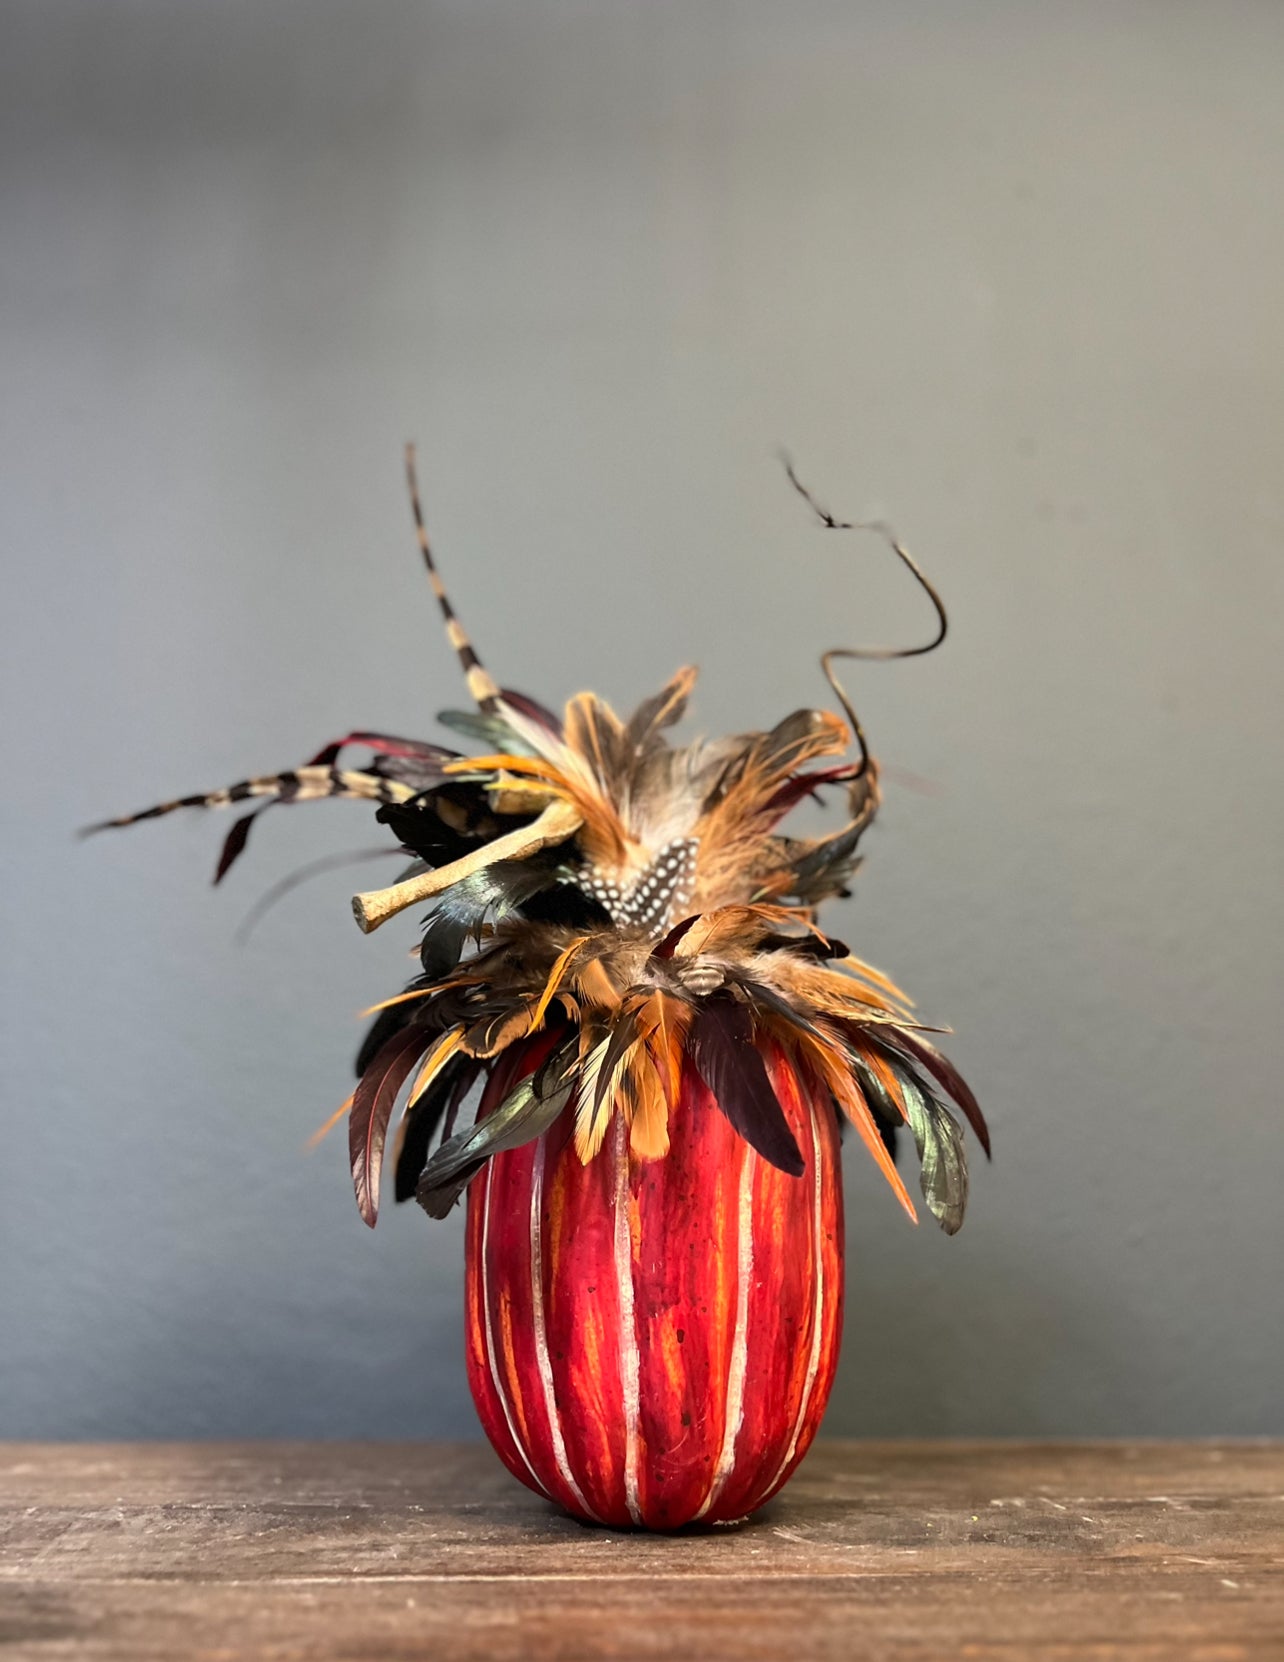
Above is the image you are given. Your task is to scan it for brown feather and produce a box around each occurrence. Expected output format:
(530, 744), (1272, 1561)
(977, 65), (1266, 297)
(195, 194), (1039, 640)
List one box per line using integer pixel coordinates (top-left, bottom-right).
(624, 665), (698, 755)
(628, 1051), (671, 1159)
(573, 1032), (616, 1161)
(791, 1026), (918, 1222)
(572, 955), (623, 1012)
(407, 1029), (466, 1107)
(348, 1025), (432, 1227)
(563, 691), (628, 790)
(643, 991), (689, 1108)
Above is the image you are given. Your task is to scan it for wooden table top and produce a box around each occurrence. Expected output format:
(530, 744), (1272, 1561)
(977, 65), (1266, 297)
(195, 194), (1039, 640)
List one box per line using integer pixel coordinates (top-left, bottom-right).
(1, 1441), (1281, 1659)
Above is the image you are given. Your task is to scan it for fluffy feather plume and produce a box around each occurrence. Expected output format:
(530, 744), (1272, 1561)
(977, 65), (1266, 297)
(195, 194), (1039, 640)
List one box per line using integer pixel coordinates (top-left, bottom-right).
(91, 449), (987, 1231)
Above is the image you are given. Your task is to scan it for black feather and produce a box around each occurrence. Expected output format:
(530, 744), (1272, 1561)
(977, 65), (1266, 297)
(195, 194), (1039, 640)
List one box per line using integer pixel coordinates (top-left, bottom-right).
(355, 1002), (423, 1078)
(436, 709), (543, 758)
(499, 688), (564, 736)
(847, 1052), (904, 1130)
(789, 822), (870, 901)
(878, 1028), (991, 1157)
(757, 932), (851, 962)
(830, 1105), (898, 1160)
(393, 1054), (480, 1203)
(734, 978), (825, 1042)
(687, 995), (805, 1177)
(624, 669), (694, 753)
(213, 808), (262, 884)
(349, 1024), (431, 1227)
(419, 918), (471, 982)
(368, 753), (451, 792)
(592, 1010), (643, 1115)
(439, 1057), (478, 1145)
(520, 882), (612, 930)
(758, 709), (830, 776)
(899, 1072), (969, 1234)
(376, 785), (507, 867)
(418, 856), (568, 978)
(416, 1045), (577, 1219)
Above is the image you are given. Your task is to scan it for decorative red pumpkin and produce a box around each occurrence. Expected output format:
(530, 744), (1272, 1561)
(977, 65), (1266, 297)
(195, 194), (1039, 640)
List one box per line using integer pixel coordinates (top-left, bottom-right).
(466, 1035), (843, 1528)
(91, 449), (987, 1531)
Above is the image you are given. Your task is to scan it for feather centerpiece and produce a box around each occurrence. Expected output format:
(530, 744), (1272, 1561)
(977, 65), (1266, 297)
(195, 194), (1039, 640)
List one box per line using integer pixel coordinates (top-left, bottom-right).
(89, 448), (987, 1529)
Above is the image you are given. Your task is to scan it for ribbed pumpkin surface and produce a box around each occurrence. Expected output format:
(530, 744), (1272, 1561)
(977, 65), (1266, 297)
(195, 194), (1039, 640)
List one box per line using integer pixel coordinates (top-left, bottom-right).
(464, 1035), (844, 1528)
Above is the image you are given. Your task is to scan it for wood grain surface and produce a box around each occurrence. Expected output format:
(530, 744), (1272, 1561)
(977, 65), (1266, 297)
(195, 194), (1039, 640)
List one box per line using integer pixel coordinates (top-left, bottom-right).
(1, 1442), (1280, 1659)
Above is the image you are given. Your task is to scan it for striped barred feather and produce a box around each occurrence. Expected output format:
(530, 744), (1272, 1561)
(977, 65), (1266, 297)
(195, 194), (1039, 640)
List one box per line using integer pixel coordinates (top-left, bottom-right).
(83, 763), (418, 833)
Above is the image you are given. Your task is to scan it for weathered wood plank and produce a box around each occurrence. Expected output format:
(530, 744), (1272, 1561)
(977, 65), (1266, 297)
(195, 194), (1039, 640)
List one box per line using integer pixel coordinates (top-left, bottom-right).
(0, 1443), (1280, 1660)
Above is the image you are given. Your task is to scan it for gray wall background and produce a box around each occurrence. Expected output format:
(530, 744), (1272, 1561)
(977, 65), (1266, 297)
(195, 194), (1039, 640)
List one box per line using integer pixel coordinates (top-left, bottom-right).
(3, 1), (1281, 1440)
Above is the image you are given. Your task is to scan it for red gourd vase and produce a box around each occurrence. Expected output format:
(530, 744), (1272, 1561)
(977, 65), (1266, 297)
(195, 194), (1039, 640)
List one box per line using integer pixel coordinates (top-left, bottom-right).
(464, 1034), (843, 1528)
(90, 457), (988, 1536)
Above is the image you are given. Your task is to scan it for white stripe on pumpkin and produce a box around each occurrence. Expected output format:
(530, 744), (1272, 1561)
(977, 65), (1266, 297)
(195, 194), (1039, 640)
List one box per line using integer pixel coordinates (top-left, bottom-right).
(479, 1161), (547, 1496)
(529, 1135), (598, 1521)
(695, 1142), (755, 1519)
(770, 1095), (827, 1491)
(612, 1116), (643, 1525)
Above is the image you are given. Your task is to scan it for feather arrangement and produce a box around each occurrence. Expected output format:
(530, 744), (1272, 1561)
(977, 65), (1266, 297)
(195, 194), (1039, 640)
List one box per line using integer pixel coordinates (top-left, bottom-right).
(90, 449), (987, 1528)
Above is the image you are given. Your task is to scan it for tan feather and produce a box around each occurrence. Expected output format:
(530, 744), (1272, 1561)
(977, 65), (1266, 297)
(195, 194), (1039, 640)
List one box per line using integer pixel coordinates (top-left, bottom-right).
(529, 935), (592, 1028)
(358, 986), (437, 1019)
(628, 1053), (670, 1159)
(857, 1041), (908, 1120)
(792, 1027), (918, 1222)
(703, 711), (849, 828)
(572, 956), (622, 1012)
(307, 1092), (355, 1150)
(642, 990), (689, 1107)
(672, 903), (803, 960)
(463, 1002), (537, 1058)
(777, 959), (910, 1024)
(407, 1028), (466, 1107)
(573, 1033), (615, 1161)
(689, 711), (853, 906)
(624, 665), (698, 754)
(563, 691), (626, 788)
(834, 953), (916, 1008)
